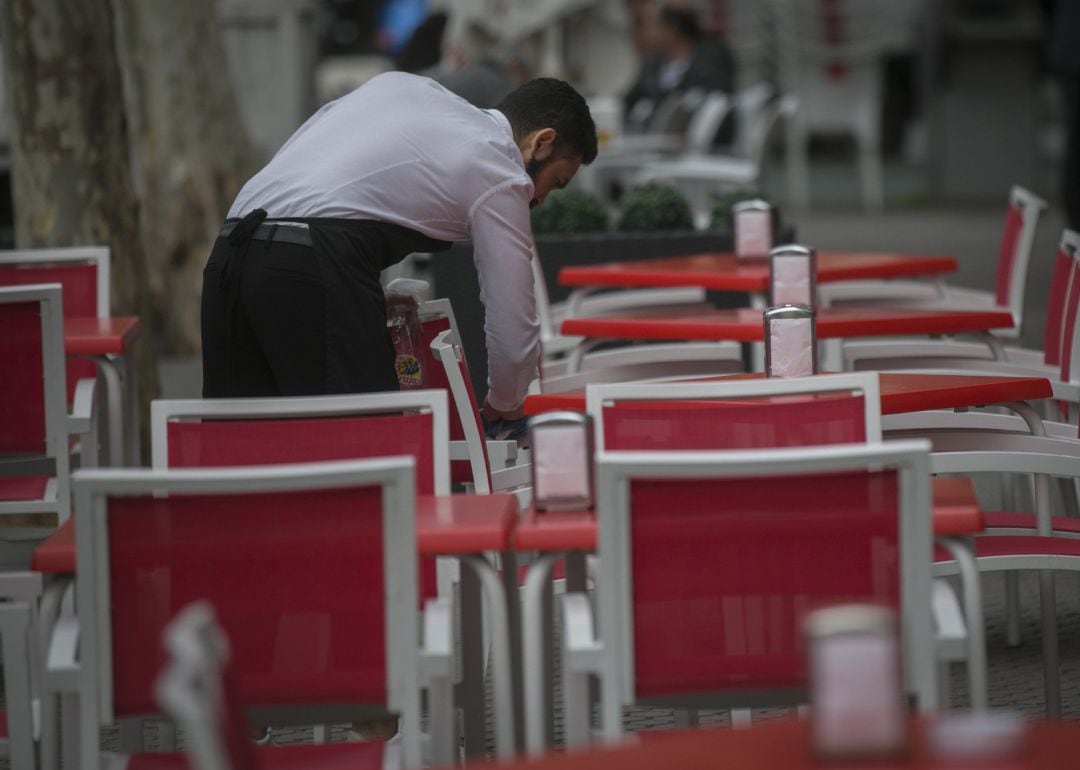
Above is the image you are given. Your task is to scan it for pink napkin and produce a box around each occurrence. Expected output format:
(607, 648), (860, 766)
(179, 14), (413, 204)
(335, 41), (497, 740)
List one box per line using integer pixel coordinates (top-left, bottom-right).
(735, 209), (772, 260)
(768, 317), (815, 378)
(533, 424), (590, 504)
(771, 253), (814, 306)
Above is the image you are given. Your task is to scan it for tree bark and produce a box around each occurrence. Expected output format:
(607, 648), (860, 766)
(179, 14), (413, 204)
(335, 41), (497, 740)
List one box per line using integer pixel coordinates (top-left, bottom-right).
(112, 0), (255, 356)
(0, 0), (159, 455)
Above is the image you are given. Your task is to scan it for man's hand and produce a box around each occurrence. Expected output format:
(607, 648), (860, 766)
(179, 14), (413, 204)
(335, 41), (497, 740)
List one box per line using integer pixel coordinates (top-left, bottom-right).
(482, 399), (525, 424)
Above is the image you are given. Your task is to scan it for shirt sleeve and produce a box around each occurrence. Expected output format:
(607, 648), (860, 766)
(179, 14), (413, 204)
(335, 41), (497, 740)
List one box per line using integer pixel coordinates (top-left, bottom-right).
(469, 176), (541, 412)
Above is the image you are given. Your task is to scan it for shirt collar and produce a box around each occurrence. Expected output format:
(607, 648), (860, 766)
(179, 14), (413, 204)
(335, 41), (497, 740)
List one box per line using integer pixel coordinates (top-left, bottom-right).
(488, 109), (525, 170)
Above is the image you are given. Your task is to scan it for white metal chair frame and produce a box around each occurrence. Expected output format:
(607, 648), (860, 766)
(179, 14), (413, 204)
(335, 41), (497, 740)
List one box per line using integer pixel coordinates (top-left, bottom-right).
(559, 442), (936, 746)
(0, 572), (44, 770)
(61, 458), (450, 770)
(0, 284), (96, 533)
(0, 247), (134, 466)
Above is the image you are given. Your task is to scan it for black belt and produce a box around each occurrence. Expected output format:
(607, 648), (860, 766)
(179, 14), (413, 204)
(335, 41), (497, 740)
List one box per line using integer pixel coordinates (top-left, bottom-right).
(219, 219), (313, 248)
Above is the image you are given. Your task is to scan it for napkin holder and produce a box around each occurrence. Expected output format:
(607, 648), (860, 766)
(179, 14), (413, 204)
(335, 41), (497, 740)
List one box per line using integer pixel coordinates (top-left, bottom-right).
(805, 604), (907, 760)
(764, 304), (817, 378)
(733, 199), (773, 261)
(769, 244), (818, 306)
(529, 411), (594, 511)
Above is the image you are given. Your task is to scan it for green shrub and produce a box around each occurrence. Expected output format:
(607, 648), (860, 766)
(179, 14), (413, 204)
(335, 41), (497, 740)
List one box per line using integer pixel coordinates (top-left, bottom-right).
(615, 183), (694, 232)
(531, 188), (609, 235)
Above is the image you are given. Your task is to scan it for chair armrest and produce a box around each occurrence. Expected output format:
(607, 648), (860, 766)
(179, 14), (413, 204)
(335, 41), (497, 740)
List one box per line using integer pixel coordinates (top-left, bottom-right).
(490, 462), (531, 492)
(419, 597), (453, 682)
(561, 591), (604, 674)
(44, 581), (79, 693)
(68, 377), (97, 436)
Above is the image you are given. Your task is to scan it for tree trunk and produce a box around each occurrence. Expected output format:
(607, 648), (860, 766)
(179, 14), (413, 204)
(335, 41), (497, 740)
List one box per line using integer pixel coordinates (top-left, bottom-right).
(112, 0), (255, 356)
(0, 0), (159, 455)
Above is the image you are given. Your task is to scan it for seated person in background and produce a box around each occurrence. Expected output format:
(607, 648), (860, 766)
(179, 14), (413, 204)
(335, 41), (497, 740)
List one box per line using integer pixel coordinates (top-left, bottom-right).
(623, 2), (736, 142)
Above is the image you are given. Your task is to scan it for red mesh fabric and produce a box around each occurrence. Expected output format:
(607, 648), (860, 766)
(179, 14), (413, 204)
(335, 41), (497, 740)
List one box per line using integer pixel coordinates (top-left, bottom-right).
(1043, 248), (1073, 366)
(167, 412), (437, 599)
(108, 486), (389, 717)
(0, 263), (99, 403)
(167, 413), (435, 495)
(0, 476), (50, 502)
(604, 394), (867, 451)
(0, 302), (48, 454)
(629, 470), (900, 697)
(1060, 259), (1080, 383)
(994, 203), (1023, 307)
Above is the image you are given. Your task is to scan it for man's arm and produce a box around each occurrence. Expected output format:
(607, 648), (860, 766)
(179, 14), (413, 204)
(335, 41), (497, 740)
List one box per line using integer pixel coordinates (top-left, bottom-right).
(469, 177), (541, 416)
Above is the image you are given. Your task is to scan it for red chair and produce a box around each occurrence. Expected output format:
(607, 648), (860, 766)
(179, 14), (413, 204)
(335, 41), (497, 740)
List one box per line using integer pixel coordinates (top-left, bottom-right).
(0, 284), (96, 541)
(560, 441), (935, 745)
(0, 247), (131, 465)
(834, 187), (1049, 351)
(56, 457), (450, 769)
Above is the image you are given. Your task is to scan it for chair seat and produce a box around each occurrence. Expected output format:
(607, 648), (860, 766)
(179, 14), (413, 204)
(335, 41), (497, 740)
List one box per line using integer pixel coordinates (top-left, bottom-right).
(933, 535), (1080, 560)
(0, 476), (49, 502)
(126, 740), (387, 769)
(982, 511), (1080, 534)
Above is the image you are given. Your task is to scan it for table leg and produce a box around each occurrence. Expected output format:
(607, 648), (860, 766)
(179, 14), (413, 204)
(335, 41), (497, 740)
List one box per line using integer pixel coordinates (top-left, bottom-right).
(120, 351), (141, 465)
(456, 562), (486, 757)
(522, 553), (559, 755)
(500, 549), (525, 751)
(460, 554), (516, 759)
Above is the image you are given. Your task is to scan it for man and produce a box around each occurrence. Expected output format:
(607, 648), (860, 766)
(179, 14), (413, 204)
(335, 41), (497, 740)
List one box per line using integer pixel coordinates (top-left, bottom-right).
(624, 3), (735, 140)
(202, 74), (597, 426)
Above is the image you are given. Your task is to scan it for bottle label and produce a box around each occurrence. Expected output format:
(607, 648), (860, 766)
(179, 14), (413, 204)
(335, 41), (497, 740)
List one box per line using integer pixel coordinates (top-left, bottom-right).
(395, 354), (424, 388)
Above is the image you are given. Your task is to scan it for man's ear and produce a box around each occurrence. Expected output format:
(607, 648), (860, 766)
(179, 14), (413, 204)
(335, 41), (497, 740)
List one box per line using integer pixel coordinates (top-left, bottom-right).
(530, 128), (557, 162)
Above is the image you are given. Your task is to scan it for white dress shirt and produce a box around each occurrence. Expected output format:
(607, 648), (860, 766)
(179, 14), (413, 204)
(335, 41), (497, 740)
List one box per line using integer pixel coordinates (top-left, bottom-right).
(229, 72), (539, 411)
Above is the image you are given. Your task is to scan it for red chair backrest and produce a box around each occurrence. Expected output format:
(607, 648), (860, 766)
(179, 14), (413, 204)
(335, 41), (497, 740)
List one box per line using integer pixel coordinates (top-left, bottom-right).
(1059, 256), (1080, 383)
(994, 201), (1024, 307)
(1043, 244), (1078, 368)
(107, 484), (389, 717)
(0, 298), (48, 455)
(0, 263), (98, 403)
(166, 411), (438, 601)
(628, 467), (900, 697)
(167, 413), (436, 496)
(603, 393), (867, 451)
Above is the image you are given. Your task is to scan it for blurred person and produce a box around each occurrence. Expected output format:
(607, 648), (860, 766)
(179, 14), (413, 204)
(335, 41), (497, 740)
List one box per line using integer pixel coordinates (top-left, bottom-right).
(394, 10), (447, 73)
(201, 74), (596, 432)
(1051, 0), (1080, 228)
(623, 2), (735, 136)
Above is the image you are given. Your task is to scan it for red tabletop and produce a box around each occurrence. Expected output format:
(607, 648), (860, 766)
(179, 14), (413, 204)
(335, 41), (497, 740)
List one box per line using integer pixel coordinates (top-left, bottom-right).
(560, 306), (1014, 343)
(472, 718), (1075, 770)
(559, 252), (958, 293)
(525, 372), (1052, 417)
(514, 477), (981, 554)
(31, 492), (518, 575)
(64, 316), (141, 356)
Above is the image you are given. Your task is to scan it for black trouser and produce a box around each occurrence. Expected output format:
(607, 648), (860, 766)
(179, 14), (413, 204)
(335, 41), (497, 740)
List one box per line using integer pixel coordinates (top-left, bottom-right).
(201, 212), (401, 398)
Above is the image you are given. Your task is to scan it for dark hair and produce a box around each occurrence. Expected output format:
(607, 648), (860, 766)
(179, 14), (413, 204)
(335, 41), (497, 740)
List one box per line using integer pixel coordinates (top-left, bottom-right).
(659, 5), (703, 43)
(496, 78), (598, 164)
(395, 12), (448, 73)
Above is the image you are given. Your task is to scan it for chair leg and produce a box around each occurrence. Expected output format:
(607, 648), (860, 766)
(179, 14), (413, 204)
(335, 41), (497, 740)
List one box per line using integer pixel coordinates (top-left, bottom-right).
(1005, 572), (1021, 647)
(673, 709), (699, 728)
(157, 720), (176, 751)
(1039, 570), (1061, 716)
(563, 667), (592, 748)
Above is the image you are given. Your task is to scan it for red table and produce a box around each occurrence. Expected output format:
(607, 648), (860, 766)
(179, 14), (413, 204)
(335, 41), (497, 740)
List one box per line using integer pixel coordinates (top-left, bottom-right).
(559, 252), (958, 294)
(560, 305), (1014, 343)
(475, 718), (1077, 770)
(32, 492), (518, 574)
(64, 316), (142, 466)
(525, 371), (1053, 417)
